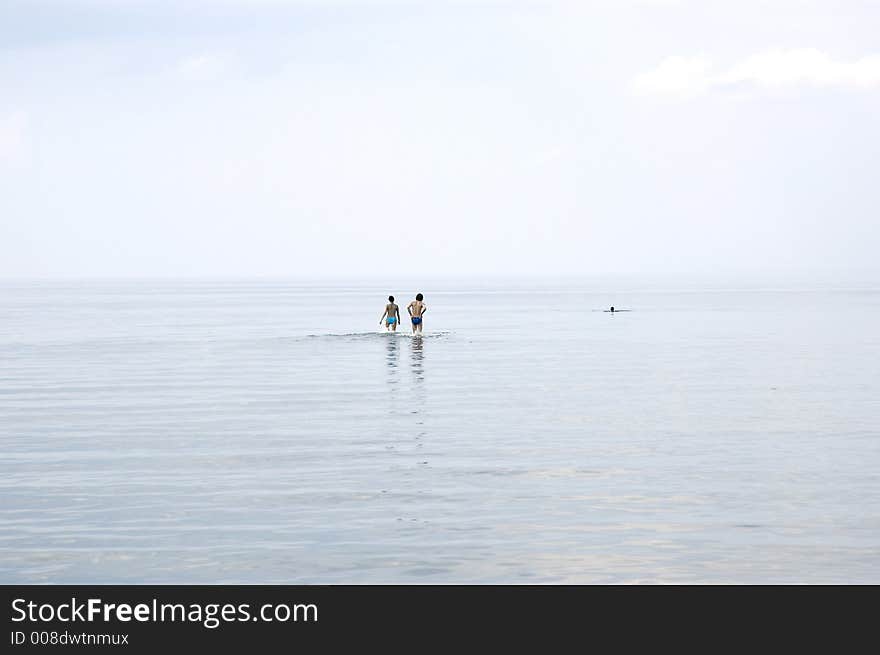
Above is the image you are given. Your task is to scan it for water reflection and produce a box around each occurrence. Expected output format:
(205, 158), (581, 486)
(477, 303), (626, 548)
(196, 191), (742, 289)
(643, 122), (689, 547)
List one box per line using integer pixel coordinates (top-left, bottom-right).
(384, 336), (401, 405)
(410, 335), (424, 383)
(385, 335), (399, 370)
(409, 335), (427, 450)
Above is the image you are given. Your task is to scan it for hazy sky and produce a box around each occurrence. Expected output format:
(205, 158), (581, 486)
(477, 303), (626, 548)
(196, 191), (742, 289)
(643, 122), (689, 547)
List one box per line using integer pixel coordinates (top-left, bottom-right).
(1, 0), (878, 278)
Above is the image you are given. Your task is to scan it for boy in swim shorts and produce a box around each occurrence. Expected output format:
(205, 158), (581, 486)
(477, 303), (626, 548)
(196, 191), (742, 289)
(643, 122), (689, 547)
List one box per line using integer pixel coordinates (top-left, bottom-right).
(380, 296), (401, 331)
(407, 293), (427, 334)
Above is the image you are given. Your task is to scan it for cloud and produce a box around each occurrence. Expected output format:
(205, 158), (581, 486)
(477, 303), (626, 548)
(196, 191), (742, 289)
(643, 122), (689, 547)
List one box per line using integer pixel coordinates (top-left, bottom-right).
(722, 49), (880, 88)
(631, 55), (713, 99)
(633, 49), (880, 99)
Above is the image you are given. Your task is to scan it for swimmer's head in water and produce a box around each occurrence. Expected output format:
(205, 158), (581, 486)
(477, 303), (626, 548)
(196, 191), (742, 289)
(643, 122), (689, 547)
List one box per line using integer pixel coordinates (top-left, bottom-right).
(416, 293), (423, 301)
(610, 306), (615, 311)
(388, 295), (394, 302)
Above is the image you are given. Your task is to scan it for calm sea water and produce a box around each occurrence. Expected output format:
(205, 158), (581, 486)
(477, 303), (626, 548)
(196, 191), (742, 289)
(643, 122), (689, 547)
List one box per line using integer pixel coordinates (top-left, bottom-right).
(1, 279), (878, 583)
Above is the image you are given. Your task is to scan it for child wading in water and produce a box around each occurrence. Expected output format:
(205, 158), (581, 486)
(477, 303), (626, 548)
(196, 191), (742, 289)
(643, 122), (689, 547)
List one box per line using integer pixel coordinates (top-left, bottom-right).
(407, 293), (427, 334)
(380, 296), (401, 331)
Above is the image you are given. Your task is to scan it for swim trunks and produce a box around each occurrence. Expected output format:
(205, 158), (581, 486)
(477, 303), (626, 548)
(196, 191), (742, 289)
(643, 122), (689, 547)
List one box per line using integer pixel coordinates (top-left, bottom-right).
(411, 317), (422, 325)
(386, 316), (397, 325)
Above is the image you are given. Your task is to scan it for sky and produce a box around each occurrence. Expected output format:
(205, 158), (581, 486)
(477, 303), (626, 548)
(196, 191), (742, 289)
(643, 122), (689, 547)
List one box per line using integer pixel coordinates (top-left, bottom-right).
(1, 0), (878, 279)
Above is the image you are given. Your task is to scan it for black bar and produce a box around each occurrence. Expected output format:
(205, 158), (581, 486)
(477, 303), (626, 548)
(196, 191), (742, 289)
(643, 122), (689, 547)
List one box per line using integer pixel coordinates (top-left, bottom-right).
(2, 585), (874, 651)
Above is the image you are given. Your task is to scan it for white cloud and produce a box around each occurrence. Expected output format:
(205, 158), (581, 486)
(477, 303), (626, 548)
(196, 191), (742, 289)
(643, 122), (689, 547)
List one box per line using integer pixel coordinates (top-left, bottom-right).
(632, 55), (713, 99)
(634, 49), (880, 99)
(723, 49), (880, 89)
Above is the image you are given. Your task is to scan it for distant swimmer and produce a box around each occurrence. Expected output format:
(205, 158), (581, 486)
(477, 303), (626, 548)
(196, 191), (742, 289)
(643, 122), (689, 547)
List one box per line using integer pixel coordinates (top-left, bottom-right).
(380, 295), (401, 332)
(407, 293), (427, 334)
(610, 306), (615, 313)
(603, 306), (631, 312)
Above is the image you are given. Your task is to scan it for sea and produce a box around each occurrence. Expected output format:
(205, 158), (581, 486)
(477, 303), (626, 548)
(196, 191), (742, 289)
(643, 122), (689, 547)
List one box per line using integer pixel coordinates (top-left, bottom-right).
(1, 277), (878, 583)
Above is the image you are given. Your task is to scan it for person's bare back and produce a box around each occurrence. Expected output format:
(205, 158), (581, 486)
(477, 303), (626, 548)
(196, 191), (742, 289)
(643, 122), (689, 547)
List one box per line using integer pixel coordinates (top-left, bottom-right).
(407, 293), (427, 333)
(380, 296), (400, 331)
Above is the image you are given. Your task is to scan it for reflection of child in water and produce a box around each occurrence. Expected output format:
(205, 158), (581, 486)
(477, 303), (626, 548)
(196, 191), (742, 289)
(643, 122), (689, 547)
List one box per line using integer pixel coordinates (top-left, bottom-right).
(379, 296), (400, 331)
(407, 293), (427, 334)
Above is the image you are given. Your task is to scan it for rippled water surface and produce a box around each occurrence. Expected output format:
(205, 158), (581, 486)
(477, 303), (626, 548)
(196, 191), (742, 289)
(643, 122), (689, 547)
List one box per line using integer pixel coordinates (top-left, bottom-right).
(1, 279), (878, 583)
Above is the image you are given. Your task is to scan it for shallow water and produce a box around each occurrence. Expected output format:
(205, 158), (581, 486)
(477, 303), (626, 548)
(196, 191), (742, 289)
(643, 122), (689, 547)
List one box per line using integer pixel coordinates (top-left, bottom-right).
(1, 279), (879, 583)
